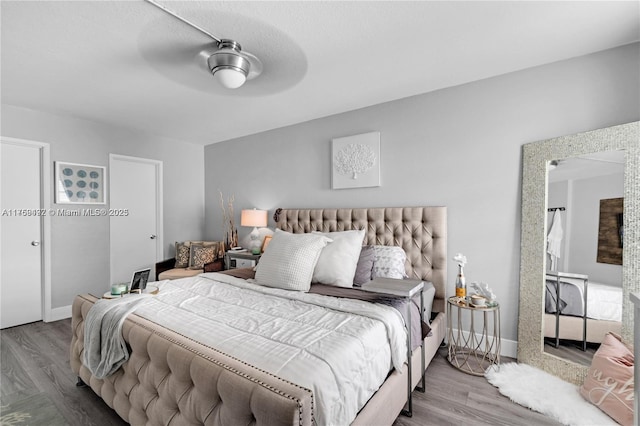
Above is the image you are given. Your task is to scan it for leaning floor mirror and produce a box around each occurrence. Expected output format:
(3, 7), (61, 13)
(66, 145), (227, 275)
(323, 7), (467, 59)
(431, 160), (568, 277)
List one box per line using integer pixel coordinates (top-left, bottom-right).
(518, 121), (639, 384)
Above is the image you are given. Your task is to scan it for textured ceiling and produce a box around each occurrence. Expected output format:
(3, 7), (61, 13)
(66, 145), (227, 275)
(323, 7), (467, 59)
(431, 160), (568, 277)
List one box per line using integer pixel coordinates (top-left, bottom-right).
(2, 1), (639, 145)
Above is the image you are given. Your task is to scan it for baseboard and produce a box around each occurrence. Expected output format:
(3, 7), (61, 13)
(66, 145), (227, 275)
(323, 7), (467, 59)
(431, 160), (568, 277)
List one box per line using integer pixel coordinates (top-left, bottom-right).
(500, 336), (518, 359)
(449, 327), (518, 359)
(47, 305), (72, 322)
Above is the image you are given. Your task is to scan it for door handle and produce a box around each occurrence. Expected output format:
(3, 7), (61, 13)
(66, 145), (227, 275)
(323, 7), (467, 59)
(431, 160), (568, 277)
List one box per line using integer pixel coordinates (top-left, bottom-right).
(31, 241), (40, 246)
(150, 235), (157, 240)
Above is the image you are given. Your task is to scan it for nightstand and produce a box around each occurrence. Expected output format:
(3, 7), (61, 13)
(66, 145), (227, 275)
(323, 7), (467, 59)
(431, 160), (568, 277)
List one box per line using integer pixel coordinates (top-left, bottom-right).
(225, 251), (261, 269)
(447, 296), (500, 376)
(361, 277), (424, 417)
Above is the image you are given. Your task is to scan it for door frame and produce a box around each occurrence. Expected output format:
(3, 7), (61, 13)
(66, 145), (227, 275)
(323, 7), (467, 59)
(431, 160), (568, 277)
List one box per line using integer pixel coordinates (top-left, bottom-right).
(0, 136), (52, 322)
(108, 154), (163, 284)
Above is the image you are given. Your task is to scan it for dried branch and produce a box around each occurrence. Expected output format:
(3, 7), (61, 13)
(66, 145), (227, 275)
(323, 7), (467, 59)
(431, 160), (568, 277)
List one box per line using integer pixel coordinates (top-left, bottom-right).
(218, 190), (238, 248)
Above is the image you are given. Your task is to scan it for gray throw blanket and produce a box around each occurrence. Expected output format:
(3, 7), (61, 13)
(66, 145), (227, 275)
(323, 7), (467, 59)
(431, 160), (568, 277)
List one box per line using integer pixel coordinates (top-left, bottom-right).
(83, 295), (151, 379)
(545, 279), (584, 316)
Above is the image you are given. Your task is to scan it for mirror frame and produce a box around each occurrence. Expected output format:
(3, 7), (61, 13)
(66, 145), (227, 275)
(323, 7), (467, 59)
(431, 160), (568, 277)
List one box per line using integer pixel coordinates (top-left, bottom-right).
(518, 121), (639, 384)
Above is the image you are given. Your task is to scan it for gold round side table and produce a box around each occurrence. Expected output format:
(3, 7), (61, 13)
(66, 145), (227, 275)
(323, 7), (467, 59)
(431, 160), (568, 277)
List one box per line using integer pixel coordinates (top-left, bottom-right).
(447, 296), (501, 376)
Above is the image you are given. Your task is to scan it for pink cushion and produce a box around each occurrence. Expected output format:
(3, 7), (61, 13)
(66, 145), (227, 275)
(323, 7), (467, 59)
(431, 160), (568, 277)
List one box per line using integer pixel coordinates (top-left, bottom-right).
(579, 332), (634, 426)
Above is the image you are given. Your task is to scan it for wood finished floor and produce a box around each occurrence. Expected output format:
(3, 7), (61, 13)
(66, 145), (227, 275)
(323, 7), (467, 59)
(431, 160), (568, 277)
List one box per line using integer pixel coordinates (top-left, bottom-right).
(1, 319), (561, 426)
(543, 339), (598, 367)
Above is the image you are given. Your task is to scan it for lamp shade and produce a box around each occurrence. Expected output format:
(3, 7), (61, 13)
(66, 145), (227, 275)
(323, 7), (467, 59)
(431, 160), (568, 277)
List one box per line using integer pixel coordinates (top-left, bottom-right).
(241, 209), (267, 228)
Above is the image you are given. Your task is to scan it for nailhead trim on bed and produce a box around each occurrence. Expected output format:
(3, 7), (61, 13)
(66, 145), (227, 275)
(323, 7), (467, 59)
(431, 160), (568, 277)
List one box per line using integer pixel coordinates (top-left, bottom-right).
(128, 310), (316, 424)
(71, 294), (314, 426)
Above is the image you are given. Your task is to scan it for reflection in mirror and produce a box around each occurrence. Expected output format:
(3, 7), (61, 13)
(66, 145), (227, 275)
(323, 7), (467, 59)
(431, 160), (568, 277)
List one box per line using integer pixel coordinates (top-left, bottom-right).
(543, 151), (624, 366)
(517, 121), (638, 385)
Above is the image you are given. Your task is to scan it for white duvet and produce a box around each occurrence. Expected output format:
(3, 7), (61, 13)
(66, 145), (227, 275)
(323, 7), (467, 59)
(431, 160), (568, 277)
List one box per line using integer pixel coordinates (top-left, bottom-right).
(587, 282), (622, 321)
(133, 273), (408, 426)
(548, 276), (622, 321)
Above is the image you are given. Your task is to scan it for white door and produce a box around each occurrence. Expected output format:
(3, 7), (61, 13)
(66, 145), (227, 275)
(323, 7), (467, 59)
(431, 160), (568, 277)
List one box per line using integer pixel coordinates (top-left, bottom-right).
(109, 155), (163, 284)
(1, 141), (43, 328)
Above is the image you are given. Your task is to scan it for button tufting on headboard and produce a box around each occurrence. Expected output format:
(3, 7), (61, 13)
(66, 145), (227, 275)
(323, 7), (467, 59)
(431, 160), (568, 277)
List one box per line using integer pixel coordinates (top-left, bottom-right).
(274, 207), (447, 312)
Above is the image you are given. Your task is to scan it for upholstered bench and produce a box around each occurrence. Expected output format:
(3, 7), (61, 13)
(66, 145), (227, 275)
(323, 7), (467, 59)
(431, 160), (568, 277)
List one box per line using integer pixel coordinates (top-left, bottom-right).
(155, 241), (225, 281)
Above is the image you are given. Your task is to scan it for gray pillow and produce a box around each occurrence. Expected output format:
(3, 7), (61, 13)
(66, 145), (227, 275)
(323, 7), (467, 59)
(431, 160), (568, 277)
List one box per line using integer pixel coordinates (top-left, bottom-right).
(353, 246), (375, 286)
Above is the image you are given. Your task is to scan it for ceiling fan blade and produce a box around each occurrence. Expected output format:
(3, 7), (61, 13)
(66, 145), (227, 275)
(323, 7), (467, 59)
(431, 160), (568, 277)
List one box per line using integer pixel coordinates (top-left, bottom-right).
(240, 50), (264, 80)
(197, 44), (219, 74)
(145, 0), (263, 85)
(140, 1), (307, 95)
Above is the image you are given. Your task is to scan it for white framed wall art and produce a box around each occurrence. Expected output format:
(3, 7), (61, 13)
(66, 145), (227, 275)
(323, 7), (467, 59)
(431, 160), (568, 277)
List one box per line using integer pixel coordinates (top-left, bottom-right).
(55, 161), (106, 204)
(331, 131), (381, 189)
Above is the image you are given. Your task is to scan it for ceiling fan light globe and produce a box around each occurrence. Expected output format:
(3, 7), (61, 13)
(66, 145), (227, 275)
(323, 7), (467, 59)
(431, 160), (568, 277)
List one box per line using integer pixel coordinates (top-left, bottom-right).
(214, 68), (247, 89)
(208, 49), (251, 89)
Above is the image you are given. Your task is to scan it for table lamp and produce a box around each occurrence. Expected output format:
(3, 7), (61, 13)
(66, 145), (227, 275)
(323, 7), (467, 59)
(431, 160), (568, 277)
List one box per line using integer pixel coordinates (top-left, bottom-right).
(241, 209), (268, 254)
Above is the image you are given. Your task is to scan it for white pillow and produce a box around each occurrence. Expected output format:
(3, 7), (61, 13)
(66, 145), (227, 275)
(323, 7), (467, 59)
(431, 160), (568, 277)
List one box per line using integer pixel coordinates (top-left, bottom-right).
(254, 229), (331, 291)
(370, 245), (408, 279)
(312, 229), (366, 287)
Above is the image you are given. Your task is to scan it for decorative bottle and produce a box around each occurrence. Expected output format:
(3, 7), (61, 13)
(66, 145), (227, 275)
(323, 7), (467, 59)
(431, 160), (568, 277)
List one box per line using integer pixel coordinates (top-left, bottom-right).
(455, 264), (466, 298)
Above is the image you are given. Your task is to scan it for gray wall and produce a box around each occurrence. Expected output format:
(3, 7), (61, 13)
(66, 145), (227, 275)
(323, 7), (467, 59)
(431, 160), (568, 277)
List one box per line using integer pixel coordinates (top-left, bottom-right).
(204, 43), (640, 342)
(568, 173), (624, 285)
(548, 174), (624, 285)
(1, 105), (205, 308)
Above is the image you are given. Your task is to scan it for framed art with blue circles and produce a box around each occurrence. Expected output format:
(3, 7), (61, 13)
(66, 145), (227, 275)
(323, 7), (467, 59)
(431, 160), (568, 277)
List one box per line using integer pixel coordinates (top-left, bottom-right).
(54, 161), (106, 204)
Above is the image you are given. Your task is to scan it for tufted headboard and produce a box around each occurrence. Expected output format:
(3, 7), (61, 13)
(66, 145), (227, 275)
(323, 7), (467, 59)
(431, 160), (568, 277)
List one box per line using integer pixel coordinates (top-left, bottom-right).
(274, 207), (447, 313)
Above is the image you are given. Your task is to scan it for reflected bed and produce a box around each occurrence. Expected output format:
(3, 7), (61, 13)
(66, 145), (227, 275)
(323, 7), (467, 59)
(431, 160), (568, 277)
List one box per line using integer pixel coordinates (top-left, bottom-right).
(544, 271), (622, 348)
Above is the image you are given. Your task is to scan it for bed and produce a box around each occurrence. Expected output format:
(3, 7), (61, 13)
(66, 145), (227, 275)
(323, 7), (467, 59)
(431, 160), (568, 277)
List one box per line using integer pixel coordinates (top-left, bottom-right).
(544, 271), (622, 349)
(71, 206), (447, 426)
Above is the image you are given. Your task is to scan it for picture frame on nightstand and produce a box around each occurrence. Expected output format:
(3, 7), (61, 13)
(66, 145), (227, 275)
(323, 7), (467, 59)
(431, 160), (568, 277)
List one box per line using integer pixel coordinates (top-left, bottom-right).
(261, 235), (273, 253)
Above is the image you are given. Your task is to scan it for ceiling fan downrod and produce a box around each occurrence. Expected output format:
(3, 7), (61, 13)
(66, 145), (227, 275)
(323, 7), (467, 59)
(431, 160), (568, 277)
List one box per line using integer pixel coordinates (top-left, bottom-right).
(144, 0), (220, 43)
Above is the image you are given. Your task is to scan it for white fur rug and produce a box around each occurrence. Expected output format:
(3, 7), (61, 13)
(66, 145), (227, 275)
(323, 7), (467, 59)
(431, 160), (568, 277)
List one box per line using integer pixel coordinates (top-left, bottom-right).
(485, 363), (616, 426)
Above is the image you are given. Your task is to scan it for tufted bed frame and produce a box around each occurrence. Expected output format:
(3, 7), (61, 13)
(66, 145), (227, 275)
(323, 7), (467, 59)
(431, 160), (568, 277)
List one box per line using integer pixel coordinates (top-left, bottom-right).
(71, 206), (447, 426)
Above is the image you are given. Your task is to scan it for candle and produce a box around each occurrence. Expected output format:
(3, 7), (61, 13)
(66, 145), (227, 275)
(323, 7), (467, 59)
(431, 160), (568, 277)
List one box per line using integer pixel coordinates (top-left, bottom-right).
(111, 283), (128, 295)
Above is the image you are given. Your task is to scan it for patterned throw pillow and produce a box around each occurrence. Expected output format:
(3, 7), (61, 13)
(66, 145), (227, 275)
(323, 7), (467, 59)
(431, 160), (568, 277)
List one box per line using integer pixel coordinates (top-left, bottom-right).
(207, 241), (222, 259)
(255, 229), (331, 291)
(369, 245), (408, 279)
(174, 242), (191, 268)
(188, 245), (215, 270)
(190, 241), (223, 259)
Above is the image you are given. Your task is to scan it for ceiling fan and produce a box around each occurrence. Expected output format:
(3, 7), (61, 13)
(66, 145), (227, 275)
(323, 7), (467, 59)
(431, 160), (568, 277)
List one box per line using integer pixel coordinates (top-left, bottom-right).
(145, 0), (263, 89)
